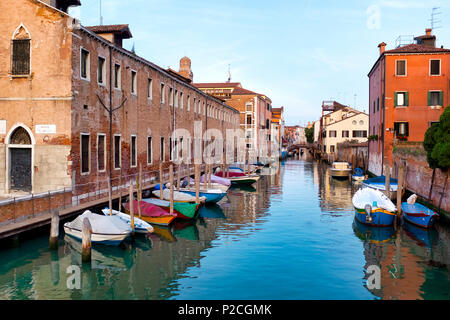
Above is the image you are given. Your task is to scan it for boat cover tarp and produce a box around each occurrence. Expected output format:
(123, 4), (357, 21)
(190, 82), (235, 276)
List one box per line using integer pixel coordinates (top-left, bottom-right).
(152, 189), (206, 202)
(123, 200), (177, 217)
(215, 171), (245, 178)
(352, 188), (396, 212)
(66, 211), (132, 234)
(143, 198), (198, 218)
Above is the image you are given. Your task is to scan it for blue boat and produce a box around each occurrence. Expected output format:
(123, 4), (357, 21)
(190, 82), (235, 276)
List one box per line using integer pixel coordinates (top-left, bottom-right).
(401, 202), (438, 229)
(362, 176), (398, 200)
(178, 189), (227, 204)
(352, 188), (397, 227)
(352, 219), (396, 244)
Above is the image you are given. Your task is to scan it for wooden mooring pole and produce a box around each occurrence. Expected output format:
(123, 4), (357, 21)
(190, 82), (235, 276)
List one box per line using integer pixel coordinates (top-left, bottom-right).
(107, 177), (113, 216)
(118, 168), (123, 212)
(159, 162), (164, 200)
(129, 182), (135, 237)
(81, 217), (92, 263)
(396, 163), (405, 227)
(169, 164), (174, 214)
(49, 211), (60, 250)
(384, 159), (391, 199)
(195, 164), (200, 204)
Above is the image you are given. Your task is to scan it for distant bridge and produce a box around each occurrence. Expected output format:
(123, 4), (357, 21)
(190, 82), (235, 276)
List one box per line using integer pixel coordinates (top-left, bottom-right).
(287, 143), (312, 153)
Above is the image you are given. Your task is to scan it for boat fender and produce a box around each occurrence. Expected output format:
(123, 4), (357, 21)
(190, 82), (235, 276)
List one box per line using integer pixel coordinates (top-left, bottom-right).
(365, 204), (373, 223)
(407, 194), (417, 205)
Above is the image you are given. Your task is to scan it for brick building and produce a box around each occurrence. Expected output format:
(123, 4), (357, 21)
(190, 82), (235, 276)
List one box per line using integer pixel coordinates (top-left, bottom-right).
(368, 28), (448, 175)
(193, 82), (274, 159)
(0, 0), (240, 199)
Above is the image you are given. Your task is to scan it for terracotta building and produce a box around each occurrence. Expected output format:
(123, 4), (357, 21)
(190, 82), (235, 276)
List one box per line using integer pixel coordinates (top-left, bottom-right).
(368, 28), (448, 175)
(0, 0), (240, 199)
(193, 82), (274, 158)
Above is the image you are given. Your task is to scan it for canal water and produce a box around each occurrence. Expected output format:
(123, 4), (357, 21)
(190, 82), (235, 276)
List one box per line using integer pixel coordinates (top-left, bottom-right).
(0, 159), (449, 300)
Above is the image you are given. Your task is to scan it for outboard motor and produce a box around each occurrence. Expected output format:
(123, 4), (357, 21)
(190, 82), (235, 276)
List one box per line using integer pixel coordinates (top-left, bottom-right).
(365, 204), (373, 223)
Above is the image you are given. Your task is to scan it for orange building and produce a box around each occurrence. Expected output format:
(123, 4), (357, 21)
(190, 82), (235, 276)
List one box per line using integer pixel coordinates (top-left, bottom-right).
(368, 28), (448, 175)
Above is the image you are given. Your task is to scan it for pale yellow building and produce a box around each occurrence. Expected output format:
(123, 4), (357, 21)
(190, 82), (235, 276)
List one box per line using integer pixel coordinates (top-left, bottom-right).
(321, 107), (368, 155)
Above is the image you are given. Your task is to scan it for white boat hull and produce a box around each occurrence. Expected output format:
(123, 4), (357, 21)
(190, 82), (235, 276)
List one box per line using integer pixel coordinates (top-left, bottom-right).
(64, 225), (129, 245)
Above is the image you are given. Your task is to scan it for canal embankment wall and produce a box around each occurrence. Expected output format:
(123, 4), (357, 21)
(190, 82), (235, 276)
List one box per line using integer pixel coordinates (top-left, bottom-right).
(392, 143), (449, 221)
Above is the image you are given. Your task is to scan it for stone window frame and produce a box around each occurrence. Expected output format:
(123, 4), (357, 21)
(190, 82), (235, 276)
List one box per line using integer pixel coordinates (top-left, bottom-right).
(187, 94), (191, 111)
(114, 62), (121, 90)
(97, 55), (107, 87)
(160, 82), (165, 104)
(11, 24), (32, 78)
(430, 59), (441, 76)
(113, 134), (122, 170)
(395, 59), (407, 77)
(160, 136), (165, 162)
(80, 47), (90, 82)
(147, 136), (153, 165)
(179, 91), (184, 109)
(97, 133), (106, 173)
(130, 69), (137, 96)
(130, 135), (137, 168)
(147, 77), (153, 101)
(80, 132), (91, 175)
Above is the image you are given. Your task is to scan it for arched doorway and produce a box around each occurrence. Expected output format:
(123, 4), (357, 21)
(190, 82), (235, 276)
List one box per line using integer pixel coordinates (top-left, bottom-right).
(8, 126), (32, 192)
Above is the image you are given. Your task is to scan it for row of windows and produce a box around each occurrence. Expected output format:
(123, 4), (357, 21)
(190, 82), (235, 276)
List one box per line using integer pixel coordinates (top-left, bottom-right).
(79, 47), (238, 124)
(323, 130), (368, 138)
(395, 59), (442, 76)
(371, 90), (443, 113)
(80, 134), (185, 174)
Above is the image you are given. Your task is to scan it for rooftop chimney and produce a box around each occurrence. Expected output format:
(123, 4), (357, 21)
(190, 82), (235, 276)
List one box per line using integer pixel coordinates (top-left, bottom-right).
(426, 28), (432, 36)
(414, 28), (436, 48)
(179, 57), (193, 82)
(86, 25), (132, 48)
(378, 42), (387, 55)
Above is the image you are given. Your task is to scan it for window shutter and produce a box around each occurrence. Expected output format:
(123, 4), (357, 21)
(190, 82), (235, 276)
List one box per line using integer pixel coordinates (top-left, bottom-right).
(427, 92), (431, 106)
(405, 123), (409, 137)
(405, 92), (409, 106)
(439, 91), (443, 106)
(394, 92), (398, 106)
(394, 122), (399, 135)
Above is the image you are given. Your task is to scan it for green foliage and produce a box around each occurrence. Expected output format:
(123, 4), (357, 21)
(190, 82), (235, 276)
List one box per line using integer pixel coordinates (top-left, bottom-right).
(423, 107), (450, 170)
(305, 126), (314, 144)
(368, 135), (378, 142)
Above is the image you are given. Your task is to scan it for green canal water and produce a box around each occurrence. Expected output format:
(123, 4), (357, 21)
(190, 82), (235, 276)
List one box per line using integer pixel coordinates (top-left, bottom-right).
(0, 159), (449, 300)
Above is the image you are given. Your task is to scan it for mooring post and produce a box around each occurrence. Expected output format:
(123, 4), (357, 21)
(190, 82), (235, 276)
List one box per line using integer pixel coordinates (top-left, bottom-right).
(49, 211), (60, 250)
(203, 164), (208, 189)
(159, 162), (164, 200)
(169, 164), (174, 214)
(384, 159), (391, 199)
(195, 164), (200, 204)
(81, 217), (92, 263)
(397, 164), (405, 217)
(118, 168), (123, 212)
(177, 164), (181, 191)
(247, 151), (250, 175)
(107, 178), (113, 216)
(129, 182), (135, 236)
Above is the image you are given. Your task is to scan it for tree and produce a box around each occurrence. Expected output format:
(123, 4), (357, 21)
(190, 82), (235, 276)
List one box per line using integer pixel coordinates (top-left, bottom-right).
(305, 126), (314, 144)
(423, 107), (450, 171)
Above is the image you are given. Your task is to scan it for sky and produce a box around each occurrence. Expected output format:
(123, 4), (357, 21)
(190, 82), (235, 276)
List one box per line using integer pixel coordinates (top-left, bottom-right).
(69, 0), (450, 126)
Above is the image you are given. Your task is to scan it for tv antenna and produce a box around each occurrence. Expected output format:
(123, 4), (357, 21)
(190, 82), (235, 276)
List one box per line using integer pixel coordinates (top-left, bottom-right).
(227, 64), (231, 83)
(429, 7), (442, 30)
(99, 0), (104, 25)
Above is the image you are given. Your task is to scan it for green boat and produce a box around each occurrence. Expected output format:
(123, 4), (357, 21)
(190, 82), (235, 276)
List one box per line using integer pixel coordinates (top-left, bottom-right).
(142, 198), (199, 220)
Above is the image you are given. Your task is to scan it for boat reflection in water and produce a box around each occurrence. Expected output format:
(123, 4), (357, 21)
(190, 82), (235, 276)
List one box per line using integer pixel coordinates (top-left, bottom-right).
(198, 204), (226, 219)
(402, 221), (438, 249)
(352, 219), (396, 244)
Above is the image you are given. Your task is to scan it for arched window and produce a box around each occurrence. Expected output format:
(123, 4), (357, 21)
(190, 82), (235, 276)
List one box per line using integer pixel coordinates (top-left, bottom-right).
(12, 25), (31, 76)
(9, 127), (32, 145)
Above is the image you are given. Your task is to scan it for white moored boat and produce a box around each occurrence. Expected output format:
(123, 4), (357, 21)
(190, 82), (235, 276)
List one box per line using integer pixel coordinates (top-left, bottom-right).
(64, 210), (132, 246)
(330, 162), (352, 179)
(152, 189), (206, 203)
(101, 208), (154, 234)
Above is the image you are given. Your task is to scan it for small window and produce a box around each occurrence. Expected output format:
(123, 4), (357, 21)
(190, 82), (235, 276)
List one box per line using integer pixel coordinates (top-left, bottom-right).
(114, 135), (121, 169)
(394, 122), (409, 137)
(329, 130), (337, 138)
(169, 137), (173, 161)
(187, 95), (191, 111)
(395, 92), (408, 107)
(148, 78), (153, 99)
(169, 88), (174, 106)
(352, 130), (367, 138)
(377, 97), (379, 111)
(247, 114), (252, 125)
(160, 83), (165, 103)
(330, 145), (335, 153)
(193, 98), (196, 113)
(81, 134), (90, 174)
(97, 57), (106, 85)
(430, 60), (441, 76)
(342, 130), (349, 138)
(174, 90), (178, 108)
(80, 48), (90, 80)
(396, 60), (406, 76)
(97, 134), (106, 172)
(114, 63), (121, 89)
(428, 91), (443, 106)
(147, 136), (152, 165)
(131, 71), (137, 94)
(131, 135), (137, 167)
(12, 39), (31, 76)
(180, 92), (184, 109)
(160, 137), (165, 162)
